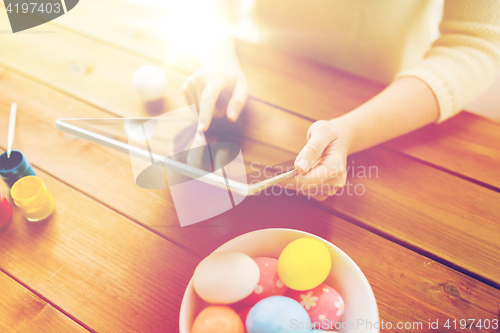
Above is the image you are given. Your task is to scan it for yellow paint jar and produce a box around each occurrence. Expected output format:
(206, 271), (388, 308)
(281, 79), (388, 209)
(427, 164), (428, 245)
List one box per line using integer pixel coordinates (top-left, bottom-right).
(11, 176), (55, 222)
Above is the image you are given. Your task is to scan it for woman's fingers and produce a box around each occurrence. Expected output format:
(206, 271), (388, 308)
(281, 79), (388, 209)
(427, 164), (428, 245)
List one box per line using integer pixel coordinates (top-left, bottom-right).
(226, 75), (248, 122)
(296, 167), (346, 195)
(273, 120), (347, 200)
(294, 120), (338, 173)
(182, 68), (249, 129)
(181, 75), (197, 107)
(279, 139), (346, 198)
(199, 79), (224, 131)
(279, 165), (346, 197)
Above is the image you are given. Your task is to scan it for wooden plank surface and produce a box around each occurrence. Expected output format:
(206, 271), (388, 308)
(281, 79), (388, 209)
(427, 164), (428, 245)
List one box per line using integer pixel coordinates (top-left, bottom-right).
(2, 5), (500, 331)
(385, 112), (500, 190)
(1, 69), (500, 332)
(47, 0), (500, 190)
(0, 23), (499, 288)
(0, 163), (199, 332)
(0, 271), (89, 333)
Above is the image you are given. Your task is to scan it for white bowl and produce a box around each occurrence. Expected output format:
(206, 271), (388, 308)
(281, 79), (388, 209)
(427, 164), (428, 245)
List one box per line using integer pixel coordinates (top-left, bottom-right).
(179, 228), (379, 333)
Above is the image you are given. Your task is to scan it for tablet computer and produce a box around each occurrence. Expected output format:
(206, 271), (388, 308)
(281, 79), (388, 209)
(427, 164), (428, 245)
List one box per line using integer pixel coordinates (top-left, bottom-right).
(55, 113), (296, 197)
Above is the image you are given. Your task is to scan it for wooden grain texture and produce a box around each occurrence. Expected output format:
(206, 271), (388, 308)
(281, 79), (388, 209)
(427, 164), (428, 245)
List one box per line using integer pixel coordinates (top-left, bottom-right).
(1, 10), (500, 332)
(47, 0), (500, 190)
(1, 69), (500, 332)
(385, 112), (500, 190)
(0, 164), (199, 332)
(0, 24), (499, 287)
(0, 271), (89, 333)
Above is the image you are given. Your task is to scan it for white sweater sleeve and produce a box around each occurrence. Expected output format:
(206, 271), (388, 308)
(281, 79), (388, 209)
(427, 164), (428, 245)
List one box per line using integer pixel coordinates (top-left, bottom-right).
(395, 0), (500, 123)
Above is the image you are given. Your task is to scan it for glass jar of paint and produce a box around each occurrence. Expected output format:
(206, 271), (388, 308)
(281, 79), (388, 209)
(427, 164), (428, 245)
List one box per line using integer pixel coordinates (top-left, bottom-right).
(0, 151), (36, 187)
(11, 176), (55, 222)
(0, 191), (13, 229)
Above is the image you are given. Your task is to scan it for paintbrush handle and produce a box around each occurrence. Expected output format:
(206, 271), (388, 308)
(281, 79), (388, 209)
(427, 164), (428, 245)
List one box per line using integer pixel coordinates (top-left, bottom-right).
(7, 103), (17, 158)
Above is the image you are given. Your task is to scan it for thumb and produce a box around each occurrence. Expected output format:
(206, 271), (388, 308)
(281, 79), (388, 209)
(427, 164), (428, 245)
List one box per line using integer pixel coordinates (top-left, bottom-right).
(295, 120), (338, 173)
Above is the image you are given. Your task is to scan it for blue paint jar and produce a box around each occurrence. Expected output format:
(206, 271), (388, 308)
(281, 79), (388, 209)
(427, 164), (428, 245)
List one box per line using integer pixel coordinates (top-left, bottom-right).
(0, 151), (36, 187)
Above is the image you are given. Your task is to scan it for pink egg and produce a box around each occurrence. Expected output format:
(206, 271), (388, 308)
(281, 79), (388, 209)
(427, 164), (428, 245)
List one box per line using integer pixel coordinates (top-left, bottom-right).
(287, 284), (345, 325)
(237, 307), (252, 333)
(238, 257), (289, 306)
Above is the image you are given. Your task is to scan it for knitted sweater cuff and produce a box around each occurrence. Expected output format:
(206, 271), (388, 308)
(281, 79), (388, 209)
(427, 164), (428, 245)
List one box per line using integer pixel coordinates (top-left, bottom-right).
(395, 66), (458, 123)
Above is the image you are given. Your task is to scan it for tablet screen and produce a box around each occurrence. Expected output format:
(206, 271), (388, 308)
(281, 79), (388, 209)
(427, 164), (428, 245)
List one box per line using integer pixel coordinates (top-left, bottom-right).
(55, 107), (296, 226)
(55, 106), (295, 193)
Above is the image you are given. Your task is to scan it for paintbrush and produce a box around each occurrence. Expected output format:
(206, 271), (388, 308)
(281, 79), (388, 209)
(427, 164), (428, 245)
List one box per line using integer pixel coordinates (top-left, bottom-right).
(7, 103), (17, 158)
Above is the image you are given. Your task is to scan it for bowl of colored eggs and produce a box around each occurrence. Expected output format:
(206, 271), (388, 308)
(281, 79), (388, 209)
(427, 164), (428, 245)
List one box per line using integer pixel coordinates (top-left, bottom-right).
(179, 228), (379, 333)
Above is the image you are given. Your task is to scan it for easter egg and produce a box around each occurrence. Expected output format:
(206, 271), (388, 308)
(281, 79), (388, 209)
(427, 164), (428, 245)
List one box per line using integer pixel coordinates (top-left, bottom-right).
(193, 252), (260, 304)
(239, 257), (289, 306)
(132, 65), (167, 101)
(246, 296), (311, 333)
(277, 238), (331, 290)
(192, 306), (244, 333)
(287, 284), (345, 325)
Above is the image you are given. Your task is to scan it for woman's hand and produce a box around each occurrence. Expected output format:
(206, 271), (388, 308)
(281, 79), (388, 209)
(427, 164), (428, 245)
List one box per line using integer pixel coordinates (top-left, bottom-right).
(281, 120), (349, 201)
(182, 65), (248, 132)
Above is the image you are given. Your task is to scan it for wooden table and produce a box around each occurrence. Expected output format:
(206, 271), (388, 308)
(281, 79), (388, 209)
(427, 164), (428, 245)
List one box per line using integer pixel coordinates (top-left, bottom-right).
(0, 1), (499, 332)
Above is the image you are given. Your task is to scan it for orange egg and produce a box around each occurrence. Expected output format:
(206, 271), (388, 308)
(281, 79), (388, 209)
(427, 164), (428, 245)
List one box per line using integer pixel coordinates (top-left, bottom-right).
(192, 306), (244, 333)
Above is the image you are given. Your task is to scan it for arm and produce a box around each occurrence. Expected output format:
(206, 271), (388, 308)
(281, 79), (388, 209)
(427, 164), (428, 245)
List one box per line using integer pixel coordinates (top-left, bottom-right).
(181, 1), (248, 167)
(287, 0), (500, 200)
(182, 1), (248, 131)
(285, 77), (438, 201)
(336, 77), (438, 156)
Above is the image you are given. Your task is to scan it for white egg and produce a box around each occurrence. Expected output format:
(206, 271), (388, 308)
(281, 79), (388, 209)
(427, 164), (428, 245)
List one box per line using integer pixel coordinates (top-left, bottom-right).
(132, 65), (167, 101)
(193, 252), (260, 304)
